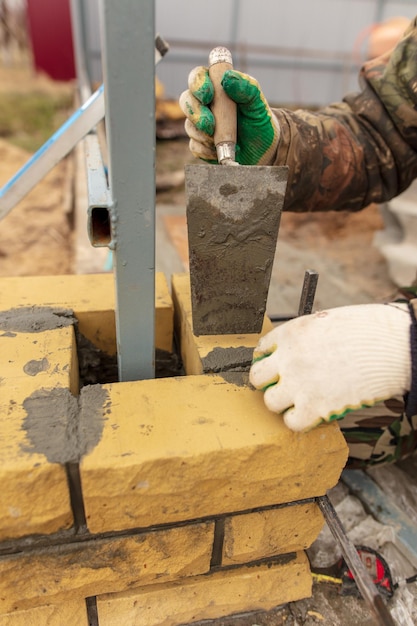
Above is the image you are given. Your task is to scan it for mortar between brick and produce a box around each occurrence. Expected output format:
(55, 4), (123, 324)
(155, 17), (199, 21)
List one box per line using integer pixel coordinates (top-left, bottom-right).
(21, 386), (108, 465)
(0, 326), (78, 541)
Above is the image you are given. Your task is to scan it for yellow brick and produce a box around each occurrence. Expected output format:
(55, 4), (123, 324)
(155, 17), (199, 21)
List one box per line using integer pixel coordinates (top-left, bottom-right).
(97, 552), (311, 626)
(0, 272), (173, 354)
(0, 328), (77, 540)
(0, 523), (212, 614)
(172, 273), (273, 375)
(81, 375), (348, 533)
(1, 328), (79, 396)
(0, 599), (89, 626)
(222, 503), (324, 565)
(155, 272), (174, 353)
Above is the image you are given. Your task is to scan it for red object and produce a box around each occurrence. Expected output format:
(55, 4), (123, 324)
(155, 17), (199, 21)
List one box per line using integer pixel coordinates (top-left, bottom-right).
(26, 0), (76, 81)
(339, 546), (394, 598)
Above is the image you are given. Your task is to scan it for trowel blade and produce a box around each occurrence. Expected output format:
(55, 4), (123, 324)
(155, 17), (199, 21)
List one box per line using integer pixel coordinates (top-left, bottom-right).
(185, 163), (288, 335)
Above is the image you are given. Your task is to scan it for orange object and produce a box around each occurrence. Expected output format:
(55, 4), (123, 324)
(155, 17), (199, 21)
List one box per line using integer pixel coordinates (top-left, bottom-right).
(367, 16), (411, 59)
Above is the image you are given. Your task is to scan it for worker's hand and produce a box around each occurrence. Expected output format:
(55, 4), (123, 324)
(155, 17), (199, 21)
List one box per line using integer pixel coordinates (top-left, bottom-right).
(179, 67), (280, 165)
(250, 303), (412, 432)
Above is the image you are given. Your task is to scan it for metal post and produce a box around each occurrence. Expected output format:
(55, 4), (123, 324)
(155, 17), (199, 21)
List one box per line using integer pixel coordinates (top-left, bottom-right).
(99, 0), (156, 381)
(69, 0), (92, 101)
(374, 0), (387, 24)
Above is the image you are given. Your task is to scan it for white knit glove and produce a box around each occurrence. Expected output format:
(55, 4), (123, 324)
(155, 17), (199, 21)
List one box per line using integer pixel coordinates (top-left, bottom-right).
(249, 303), (412, 432)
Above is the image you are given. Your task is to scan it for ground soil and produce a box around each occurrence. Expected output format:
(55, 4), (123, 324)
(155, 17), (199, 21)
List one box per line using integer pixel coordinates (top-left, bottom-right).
(0, 62), (74, 277)
(0, 138), (73, 276)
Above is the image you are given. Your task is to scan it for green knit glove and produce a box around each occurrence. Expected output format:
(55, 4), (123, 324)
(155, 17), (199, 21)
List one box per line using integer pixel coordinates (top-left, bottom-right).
(179, 67), (280, 165)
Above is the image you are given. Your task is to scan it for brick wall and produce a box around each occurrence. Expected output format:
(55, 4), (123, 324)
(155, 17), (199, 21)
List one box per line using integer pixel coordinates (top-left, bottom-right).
(0, 273), (348, 625)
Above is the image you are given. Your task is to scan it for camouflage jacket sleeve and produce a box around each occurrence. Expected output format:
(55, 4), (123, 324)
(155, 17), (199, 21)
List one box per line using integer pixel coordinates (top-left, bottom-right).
(341, 298), (417, 468)
(274, 16), (417, 212)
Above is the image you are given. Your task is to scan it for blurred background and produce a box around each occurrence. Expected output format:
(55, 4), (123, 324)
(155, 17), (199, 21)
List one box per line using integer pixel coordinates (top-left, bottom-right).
(0, 0), (416, 312)
(3, 0), (417, 106)
(154, 0), (417, 107)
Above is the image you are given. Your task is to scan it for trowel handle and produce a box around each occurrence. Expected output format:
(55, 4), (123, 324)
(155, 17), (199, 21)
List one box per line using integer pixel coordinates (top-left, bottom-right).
(208, 47), (237, 165)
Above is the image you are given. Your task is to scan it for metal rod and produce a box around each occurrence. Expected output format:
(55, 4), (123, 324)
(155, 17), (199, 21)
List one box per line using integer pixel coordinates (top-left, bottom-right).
(318, 496), (395, 626)
(297, 269), (319, 316)
(296, 270), (394, 625)
(69, 0), (93, 102)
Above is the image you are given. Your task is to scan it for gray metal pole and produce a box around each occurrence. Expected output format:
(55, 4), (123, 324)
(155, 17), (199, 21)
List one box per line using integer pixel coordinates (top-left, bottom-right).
(374, 0), (386, 24)
(99, 0), (156, 381)
(69, 0), (92, 101)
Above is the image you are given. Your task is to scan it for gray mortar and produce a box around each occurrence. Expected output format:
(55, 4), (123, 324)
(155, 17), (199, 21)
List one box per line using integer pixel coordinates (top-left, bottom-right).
(0, 307), (76, 333)
(78, 385), (110, 456)
(218, 371), (250, 387)
(23, 358), (49, 376)
(202, 346), (254, 373)
(22, 385), (108, 464)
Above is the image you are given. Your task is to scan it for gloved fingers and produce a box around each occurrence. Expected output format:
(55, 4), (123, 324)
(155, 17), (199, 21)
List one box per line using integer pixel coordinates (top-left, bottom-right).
(221, 69), (259, 104)
(188, 66), (214, 106)
(185, 118), (215, 150)
(185, 120), (217, 161)
(221, 69), (271, 116)
(249, 353), (280, 391)
(262, 380), (355, 432)
(179, 90), (215, 136)
(283, 402), (353, 432)
(281, 405), (324, 433)
(189, 137), (217, 162)
(262, 382), (295, 416)
(188, 66), (264, 114)
(252, 329), (279, 362)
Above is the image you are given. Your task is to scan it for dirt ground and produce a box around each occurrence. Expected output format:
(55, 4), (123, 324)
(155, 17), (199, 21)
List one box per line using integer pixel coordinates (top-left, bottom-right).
(0, 138), (73, 276)
(0, 62), (74, 277)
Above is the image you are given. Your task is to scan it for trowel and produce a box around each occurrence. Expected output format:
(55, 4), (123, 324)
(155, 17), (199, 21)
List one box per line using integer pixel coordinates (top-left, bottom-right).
(185, 47), (288, 335)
